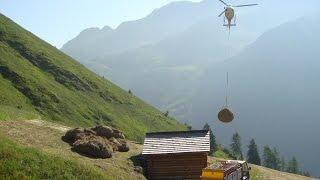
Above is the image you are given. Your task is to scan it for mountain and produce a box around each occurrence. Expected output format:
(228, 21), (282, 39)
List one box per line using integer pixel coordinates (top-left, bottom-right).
(83, 16), (255, 118)
(0, 13), (186, 142)
(61, 0), (260, 118)
(185, 15), (320, 175)
(62, 0), (222, 61)
(62, 0), (319, 62)
(62, 0), (316, 118)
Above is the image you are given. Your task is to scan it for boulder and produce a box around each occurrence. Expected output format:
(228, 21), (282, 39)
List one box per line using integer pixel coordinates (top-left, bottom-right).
(83, 129), (96, 135)
(109, 137), (121, 151)
(63, 128), (85, 143)
(134, 166), (143, 174)
(72, 135), (113, 158)
(117, 138), (130, 152)
(112, 128), (125, 139)
(63, 125), (129, 158)
(92, 126), (113, 138)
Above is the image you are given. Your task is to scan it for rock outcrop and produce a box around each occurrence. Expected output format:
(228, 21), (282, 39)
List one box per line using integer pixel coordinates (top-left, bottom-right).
(63, 126), (129, 158)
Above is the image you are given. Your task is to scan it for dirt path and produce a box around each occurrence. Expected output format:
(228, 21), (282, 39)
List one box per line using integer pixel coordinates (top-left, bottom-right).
(0, 119), (146, 180)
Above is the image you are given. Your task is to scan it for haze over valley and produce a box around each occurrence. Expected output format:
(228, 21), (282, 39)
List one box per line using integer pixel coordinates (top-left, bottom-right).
(61, 0), (320, 176)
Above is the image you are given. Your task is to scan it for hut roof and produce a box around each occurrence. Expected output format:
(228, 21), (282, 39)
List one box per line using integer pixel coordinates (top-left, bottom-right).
(142, 130), (210, 155)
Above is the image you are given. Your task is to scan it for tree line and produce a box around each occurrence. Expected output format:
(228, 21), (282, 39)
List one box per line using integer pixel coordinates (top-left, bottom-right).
(199, 123), (311, 177)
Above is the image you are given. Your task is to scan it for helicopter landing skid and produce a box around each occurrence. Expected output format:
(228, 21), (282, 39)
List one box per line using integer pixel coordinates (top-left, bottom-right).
(223, 24), (236, 26)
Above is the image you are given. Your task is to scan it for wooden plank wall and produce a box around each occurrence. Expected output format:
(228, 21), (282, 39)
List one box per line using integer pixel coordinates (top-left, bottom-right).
(146, 152), (207, 180)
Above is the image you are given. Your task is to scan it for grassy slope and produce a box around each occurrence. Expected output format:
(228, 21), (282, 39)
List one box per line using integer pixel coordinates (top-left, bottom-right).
(0, 135), (110, 180)
(208, 147), (312, 180)
(207, 157), (312, 180)
(0, 13), (186, 141)
(0, 120), (146, 180)
(214, 149), (230, 159)
(0, 75), (39, 120)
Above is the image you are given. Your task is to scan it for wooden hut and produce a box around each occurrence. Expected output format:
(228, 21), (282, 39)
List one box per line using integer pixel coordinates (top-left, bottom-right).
(142, 130), (210, 180)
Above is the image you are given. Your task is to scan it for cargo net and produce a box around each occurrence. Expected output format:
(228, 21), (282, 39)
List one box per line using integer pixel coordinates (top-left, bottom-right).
(208, 161), (239, 173)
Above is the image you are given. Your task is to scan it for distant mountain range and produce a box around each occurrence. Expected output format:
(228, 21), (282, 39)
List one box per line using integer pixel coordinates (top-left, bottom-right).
(61, 0), (320, 176)
(61, 0), (259, 120)
(62, 0), (222, 60)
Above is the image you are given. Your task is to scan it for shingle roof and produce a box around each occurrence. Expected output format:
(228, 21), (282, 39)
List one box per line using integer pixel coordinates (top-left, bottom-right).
(142, 130), (210, 155)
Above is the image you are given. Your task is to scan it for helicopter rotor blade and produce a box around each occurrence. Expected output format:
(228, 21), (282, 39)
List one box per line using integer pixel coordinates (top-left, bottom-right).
(218, 10), (226, 17)
(218, 0), (228, 6)
(233, 4), (258, 7)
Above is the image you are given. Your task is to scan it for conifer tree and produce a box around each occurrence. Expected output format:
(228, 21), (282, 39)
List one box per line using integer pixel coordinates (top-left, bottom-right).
(187, 125), (192, 131)
(203, 123), (217, 154)
(263, 146), (282, 170)
(287, 157), (299, 174)
(230, 132), (243, 160)
(302, 171), (311, 177)
(272, 147), (281, 170)
(184, 123), (192, 131)
(263, 146), (273, 168)
(247, 139), (261, 165)
(164, 110), (169, 117)
(280, 156), (287, 172)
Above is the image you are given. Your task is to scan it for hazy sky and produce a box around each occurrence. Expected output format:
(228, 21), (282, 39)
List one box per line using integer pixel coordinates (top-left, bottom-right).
(0, 0), (319, 48)
(0, 0), (201, 47)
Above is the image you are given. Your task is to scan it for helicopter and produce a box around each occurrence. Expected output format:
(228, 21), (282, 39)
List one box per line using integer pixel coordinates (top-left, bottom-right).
(218, 0), (258, 31)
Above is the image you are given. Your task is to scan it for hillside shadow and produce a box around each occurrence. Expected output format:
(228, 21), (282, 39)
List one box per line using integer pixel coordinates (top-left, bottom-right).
(130, 154), (148, 177)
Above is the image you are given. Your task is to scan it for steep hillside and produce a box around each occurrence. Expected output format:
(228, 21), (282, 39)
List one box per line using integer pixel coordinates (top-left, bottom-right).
(0, 13), (186, 141)
(185, 16), (320, 176)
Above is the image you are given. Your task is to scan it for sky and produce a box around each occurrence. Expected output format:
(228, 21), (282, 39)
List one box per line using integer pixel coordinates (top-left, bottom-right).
(0, 0), (201, 48)
(0, 0), (319, 48)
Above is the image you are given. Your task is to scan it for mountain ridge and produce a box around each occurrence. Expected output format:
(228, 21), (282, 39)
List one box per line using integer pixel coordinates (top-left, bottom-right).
(61, 0), (222, 60)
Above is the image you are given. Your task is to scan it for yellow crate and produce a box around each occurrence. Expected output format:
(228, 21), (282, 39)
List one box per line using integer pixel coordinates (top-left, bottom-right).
(200, 169), (224, 180)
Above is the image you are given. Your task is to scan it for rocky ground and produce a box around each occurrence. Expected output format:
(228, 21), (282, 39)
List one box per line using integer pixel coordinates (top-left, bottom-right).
(63, 125), (129, 158)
